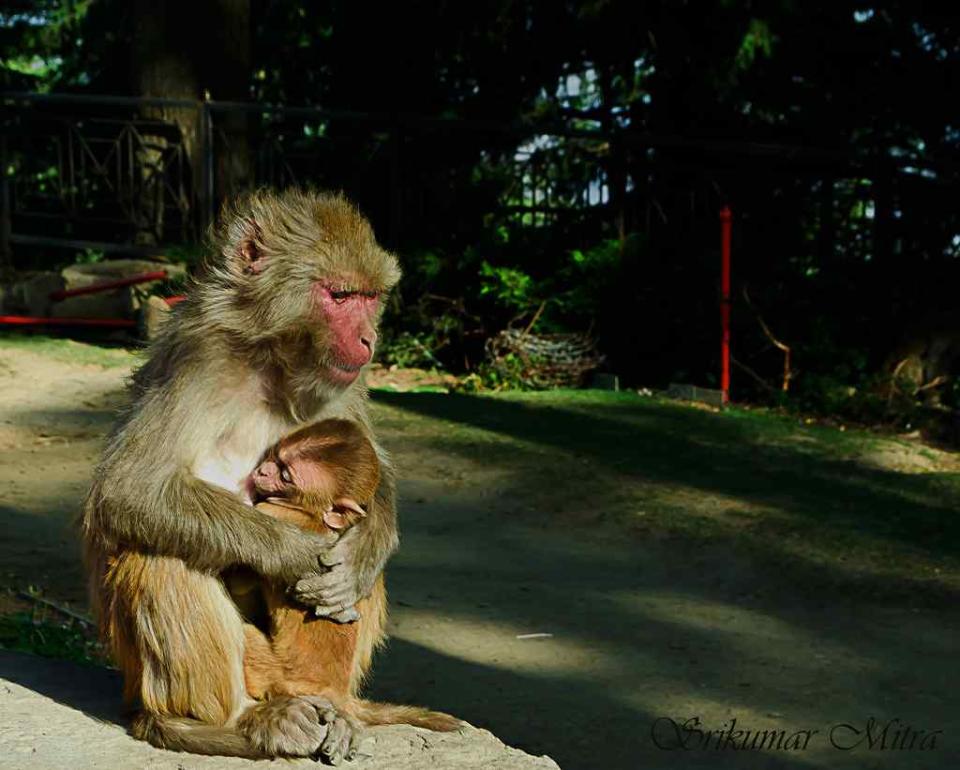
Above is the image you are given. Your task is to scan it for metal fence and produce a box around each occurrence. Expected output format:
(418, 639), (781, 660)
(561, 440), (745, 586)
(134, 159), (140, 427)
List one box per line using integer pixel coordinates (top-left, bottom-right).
(1, 92), (630, 266)
(3, 90), (953, 274)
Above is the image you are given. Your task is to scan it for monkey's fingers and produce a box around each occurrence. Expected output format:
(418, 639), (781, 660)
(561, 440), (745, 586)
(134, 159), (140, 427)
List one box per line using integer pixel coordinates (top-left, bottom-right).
(238, 695), (331, 757)
(293, 568), (359, 608)
(312, 529), (343, 553)
(351, 735), (375, 762)
(316, 526), (358, 568)
(335, 719), (364, 764)
(317, 542), (348, 568)
(317, 708), (357, 765)
(316, 604), (360, 623)
(304, 695), (354, 765)
(291, 572), (333, 604)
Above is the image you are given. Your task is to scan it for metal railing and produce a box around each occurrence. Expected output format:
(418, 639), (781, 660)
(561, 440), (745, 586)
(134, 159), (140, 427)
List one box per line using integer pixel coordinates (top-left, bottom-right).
(1, 92), (627, 265)
(3, 90), (953, 272)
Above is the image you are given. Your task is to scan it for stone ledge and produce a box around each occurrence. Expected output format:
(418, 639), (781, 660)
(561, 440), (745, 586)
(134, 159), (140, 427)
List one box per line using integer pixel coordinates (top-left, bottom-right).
(0, 652), (559, 770)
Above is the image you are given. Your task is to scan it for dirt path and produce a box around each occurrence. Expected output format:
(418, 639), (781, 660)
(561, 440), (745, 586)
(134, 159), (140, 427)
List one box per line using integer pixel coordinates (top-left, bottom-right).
(0, 347), (957, 770)
(0, 348), (127, 605)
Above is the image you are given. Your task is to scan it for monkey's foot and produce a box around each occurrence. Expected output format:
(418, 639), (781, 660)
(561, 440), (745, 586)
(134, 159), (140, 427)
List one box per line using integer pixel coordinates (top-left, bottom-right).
(237, 696), (333, 758)
(305, 697), (364, 765)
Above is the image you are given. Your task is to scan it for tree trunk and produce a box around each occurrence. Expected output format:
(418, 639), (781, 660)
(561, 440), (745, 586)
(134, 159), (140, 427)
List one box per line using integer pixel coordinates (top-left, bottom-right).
(129, 0), (252, 242)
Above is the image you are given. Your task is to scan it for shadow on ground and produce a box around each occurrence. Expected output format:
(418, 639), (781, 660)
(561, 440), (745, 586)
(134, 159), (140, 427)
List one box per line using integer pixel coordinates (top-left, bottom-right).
(0, 650), (124, 725)
(363, 391), (960, 769)
(365, 489), (958, 770)
(1, 386), (957, 770)
(373, 391), (960, 585)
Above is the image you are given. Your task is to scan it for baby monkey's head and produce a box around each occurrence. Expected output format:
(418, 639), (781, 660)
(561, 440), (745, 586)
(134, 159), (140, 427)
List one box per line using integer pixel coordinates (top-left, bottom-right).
(251, 418), (380, 529)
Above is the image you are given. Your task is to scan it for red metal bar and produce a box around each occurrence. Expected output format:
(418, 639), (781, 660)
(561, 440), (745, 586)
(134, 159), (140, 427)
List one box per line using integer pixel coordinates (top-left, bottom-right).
(49, 270), (168, 301)
(720, 206), (732, 404)
(0, 315), (136, 328)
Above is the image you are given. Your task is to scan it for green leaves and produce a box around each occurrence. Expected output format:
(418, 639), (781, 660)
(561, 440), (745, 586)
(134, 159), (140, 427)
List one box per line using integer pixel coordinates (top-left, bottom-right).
(735, 18), (775, 72)
(479, 260), (537, 312)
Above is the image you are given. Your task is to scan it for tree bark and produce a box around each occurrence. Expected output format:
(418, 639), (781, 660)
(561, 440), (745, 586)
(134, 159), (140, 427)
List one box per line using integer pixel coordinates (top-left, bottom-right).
(129, 0), (252, 242)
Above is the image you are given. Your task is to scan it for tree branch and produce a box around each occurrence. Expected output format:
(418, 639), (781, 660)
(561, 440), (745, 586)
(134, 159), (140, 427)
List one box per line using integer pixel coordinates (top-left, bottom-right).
(742, 285), (792, 391)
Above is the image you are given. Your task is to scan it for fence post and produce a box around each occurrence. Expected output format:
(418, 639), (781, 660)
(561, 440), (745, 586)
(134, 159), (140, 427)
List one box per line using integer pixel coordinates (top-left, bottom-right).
(0, 135), (11, 272)
(197, 98), (215, 234)
(720, 205), (732, 405)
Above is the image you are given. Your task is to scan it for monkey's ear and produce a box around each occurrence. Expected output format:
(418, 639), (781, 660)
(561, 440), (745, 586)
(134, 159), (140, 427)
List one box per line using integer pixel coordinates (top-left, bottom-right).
(231, 218), (266, 275)
(322, 508), (350, 530)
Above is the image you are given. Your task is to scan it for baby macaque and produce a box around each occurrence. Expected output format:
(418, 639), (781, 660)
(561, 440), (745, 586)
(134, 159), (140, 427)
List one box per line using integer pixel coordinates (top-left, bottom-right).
(236, 419), (459, 731)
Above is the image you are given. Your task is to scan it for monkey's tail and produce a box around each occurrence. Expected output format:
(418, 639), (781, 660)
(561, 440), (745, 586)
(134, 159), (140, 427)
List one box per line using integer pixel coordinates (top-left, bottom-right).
(131, 711), (265, 758)
(343, 698), (463, 732)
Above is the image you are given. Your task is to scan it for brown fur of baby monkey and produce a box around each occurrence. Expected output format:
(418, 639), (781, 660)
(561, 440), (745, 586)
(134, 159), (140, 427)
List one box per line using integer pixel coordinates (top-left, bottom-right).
(239, 419), (460, 732)
(81, 189), (406, 762)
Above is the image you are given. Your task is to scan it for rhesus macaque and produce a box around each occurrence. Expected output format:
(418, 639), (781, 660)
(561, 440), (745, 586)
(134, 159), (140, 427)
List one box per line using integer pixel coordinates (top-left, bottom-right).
(81, 189), (403, 762)
(238, 419), (459, 732)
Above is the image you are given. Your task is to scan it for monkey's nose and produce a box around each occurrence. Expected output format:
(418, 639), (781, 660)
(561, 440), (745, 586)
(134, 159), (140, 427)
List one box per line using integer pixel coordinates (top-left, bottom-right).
(256, 461), (277, 479)
(360, 330), (377, 353)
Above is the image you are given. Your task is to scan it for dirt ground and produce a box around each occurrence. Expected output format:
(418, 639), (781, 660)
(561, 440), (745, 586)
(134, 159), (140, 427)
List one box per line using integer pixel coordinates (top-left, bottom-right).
(0, 345), (958, 770)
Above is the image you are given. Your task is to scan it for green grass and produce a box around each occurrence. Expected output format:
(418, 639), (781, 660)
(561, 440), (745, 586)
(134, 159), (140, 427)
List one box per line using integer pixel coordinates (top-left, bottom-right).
(0, 613), (102, 665)
(372, 388), (960, 601)
(0, 332), (140, 368)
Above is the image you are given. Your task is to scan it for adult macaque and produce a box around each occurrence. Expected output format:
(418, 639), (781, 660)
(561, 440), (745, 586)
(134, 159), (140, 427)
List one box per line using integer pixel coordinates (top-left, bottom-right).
(239, 419), (459, 732)
(81, 189), (402, 761)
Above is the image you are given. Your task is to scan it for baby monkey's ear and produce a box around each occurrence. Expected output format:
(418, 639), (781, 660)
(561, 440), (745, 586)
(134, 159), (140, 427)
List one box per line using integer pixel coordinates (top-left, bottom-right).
(322, 498), (367, 530)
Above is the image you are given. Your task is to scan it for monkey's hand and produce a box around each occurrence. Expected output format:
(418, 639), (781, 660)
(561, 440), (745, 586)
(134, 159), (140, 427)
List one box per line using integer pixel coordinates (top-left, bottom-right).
(271, 525), (341, 586)
(290, 527), (365, 623)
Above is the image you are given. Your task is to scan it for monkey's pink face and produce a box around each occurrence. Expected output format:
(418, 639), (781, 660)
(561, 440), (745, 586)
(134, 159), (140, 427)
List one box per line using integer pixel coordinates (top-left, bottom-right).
(250, 455), (332, 501)
(313, 283), (381, 386)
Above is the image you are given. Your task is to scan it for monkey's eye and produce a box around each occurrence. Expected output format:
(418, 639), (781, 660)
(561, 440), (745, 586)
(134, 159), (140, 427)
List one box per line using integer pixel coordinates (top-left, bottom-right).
(362, 290), (380, 299)
(329, 288), (361, 305)
(279, 465), (293, 484)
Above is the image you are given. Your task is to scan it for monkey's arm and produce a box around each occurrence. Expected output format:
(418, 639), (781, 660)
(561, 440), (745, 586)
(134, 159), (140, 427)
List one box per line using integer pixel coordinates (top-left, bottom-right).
(83, 386), (335, 582)
(86, 468), (336, 582)
(292, 461), (398, 620)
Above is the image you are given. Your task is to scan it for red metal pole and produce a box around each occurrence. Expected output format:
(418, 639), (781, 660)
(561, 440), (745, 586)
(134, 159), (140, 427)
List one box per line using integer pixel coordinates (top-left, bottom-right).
(720, 206), (732, 404)
(0, 315), (136, 328)
(48, 270), (168, 301)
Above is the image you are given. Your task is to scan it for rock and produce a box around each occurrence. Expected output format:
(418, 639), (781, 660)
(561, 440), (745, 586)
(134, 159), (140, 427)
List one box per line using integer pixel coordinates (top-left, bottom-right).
(666, 382), (725, 408)
(590, 373), (620, 391)
(0, 271), (65, 316)
(142, 294), (173, 339)
(0, 652), (560, 770)
(51, 260), (186, 320)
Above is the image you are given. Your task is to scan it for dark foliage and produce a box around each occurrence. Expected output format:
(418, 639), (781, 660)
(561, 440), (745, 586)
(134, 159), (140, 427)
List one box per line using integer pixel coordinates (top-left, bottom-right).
(2, 1), (959, 418)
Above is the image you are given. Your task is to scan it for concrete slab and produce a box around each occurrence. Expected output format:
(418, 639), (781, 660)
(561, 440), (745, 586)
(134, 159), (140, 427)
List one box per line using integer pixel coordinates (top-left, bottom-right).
(0, 652), (560, 770)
